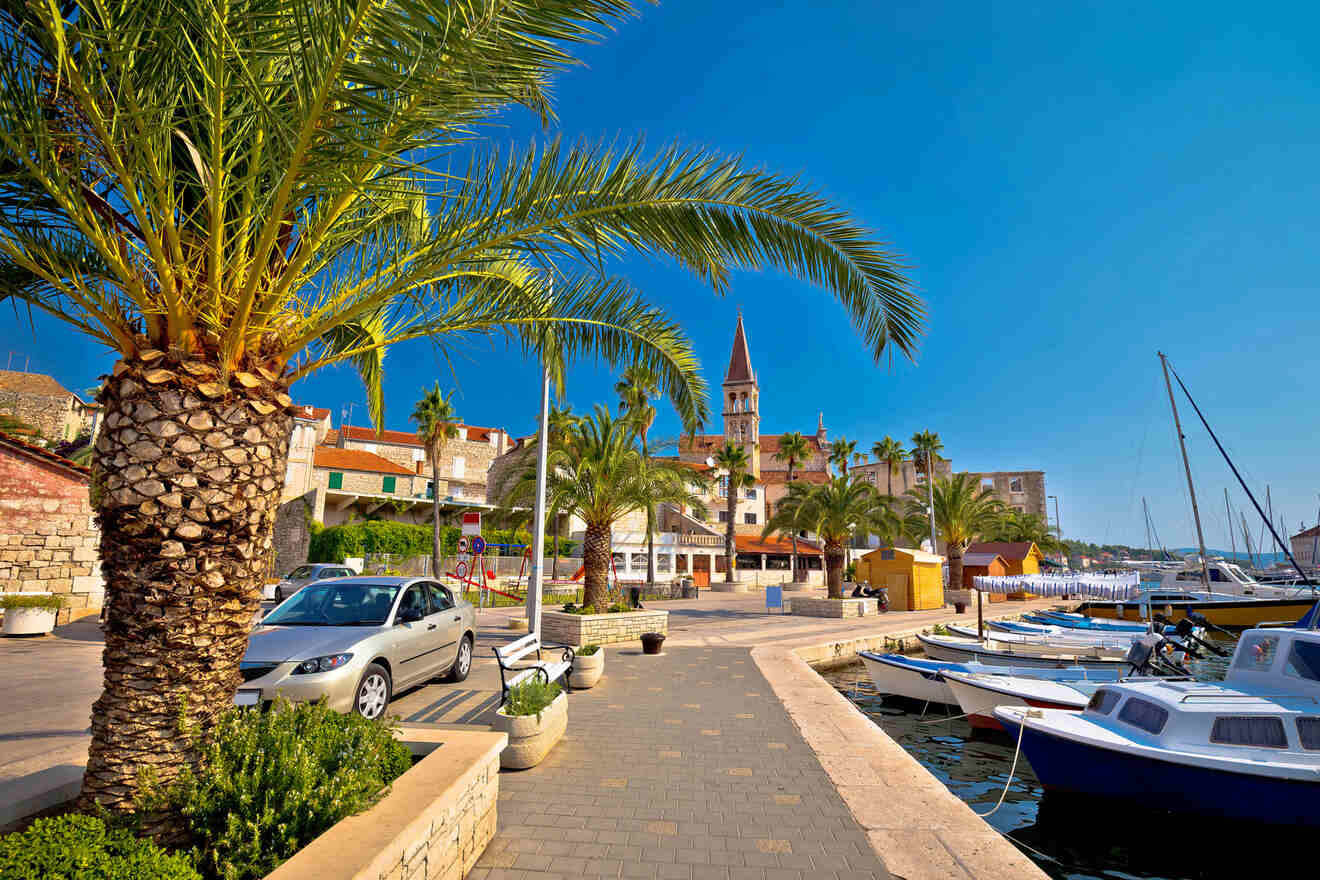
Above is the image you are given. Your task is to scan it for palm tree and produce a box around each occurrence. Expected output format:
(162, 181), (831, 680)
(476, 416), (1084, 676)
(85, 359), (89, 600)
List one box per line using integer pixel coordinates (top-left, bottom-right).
(712, 441), (755, 584)
(772, 432), (812, 582)
(501, 406), (703, 611)
(853, 452), (867, 471)
(546, 404), (581, 582)
(904, 474), (1003, 595)
(615, 365), (660, 583)
(0, 2), (924, 827)
(764, 477), (896, 598)
(872, 436), (907, 496)
(988, 509), (1063, 556)
(830, 437), (857, 476)
(910, 430), (944, 480)
(410, 385), (460, 579)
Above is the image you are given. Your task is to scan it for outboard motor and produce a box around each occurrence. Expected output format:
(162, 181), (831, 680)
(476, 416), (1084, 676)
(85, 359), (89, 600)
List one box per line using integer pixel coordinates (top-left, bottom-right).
(1125, 634), (1161, 675)
(1186, 610), (1237, 641)
(1172, 616), (1229, 657)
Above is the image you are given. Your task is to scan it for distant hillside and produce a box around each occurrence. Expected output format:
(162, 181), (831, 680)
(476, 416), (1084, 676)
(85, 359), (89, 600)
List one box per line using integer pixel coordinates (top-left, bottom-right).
(1170, 548), (1289, 566)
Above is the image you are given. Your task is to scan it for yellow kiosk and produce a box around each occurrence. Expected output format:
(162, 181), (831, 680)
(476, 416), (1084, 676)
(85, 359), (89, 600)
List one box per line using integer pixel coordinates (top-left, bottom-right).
(857, 547), (946, 611)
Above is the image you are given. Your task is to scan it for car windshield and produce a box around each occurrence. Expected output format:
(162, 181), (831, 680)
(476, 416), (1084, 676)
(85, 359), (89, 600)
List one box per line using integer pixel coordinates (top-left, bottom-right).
(286, 565), (318, 580)
(264, 583), (400, 626)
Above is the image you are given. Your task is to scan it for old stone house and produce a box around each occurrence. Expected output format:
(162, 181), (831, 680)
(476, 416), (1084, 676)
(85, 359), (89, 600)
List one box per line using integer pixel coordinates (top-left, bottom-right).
(0, 369), (102, 443)
(0, 430), (104, 622)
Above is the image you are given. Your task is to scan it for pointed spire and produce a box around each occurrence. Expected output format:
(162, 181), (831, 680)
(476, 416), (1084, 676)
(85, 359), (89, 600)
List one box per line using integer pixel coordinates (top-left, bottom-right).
(817, 411), (826, 440)
(724, 312), (755, 384)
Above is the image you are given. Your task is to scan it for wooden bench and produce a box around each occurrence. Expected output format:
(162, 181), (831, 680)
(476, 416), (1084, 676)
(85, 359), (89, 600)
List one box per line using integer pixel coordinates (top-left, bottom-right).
(493, 633), (575, 700)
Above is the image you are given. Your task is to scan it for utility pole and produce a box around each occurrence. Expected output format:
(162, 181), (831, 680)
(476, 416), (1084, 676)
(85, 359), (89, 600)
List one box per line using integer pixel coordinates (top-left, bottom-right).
(1158, 352), (1210, 590)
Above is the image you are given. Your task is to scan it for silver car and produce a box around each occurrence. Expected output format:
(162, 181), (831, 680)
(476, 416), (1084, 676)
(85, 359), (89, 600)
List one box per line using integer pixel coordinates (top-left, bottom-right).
(271, 563), (356, 602)
(238, 577), (476, 720)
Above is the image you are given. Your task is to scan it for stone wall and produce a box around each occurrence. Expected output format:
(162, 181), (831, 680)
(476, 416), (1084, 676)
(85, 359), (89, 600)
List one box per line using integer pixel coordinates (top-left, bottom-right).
(542, 608), (668, 646)
(785, 597), (879, 618)
(271, 491), (315, 576)
(0, 389), (81, 443)
(0, 442), (103, 622)
(344, 436), (498, 502)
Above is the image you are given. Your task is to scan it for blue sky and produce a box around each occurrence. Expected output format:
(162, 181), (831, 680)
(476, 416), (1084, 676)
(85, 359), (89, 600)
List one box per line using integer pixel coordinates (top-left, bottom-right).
(4, 1), (1319, 548)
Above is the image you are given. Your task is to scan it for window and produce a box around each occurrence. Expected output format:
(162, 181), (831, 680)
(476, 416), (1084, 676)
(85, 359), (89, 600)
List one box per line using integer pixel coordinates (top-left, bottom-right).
(980, 477), (994, 490)
(412, 448), (425, 463)
(736, 553), (761, 569)
(880, 549), (895, 560)
(328, 471), (344, 490)
(382, 475), (396, 494)
(1285, 638), (1320, 682)
(656, 554), (672, 573)
(396, 585), (428, 622)
(631, 552), (647, 571)
(1117, 697), (1168, 734)
(452, 456), (466, 478)
(1235, 634), (1280, 672)
(745, 487), (757, 500)
(425, 583), (454, 613)
(1209, 568), (1225, 582)
(1009, 477), (1023, 493)
(718, 510), (729, 523)
(1086, 689), (1121, 715)
(675, 555), (688, 573)
(719, 475), (729, 497)
(744, 512), (757, 525)
(868, 473), (876, 484)
(611, 553), (625, 570)
(1298, 717), (1320, 750)
(1210, 716), (1287, 748)
(426, 481), (435, 499)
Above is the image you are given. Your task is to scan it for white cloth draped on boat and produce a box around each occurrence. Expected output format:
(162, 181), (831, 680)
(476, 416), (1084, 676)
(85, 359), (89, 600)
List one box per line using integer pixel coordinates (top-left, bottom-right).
(972, 572), (1140, 600)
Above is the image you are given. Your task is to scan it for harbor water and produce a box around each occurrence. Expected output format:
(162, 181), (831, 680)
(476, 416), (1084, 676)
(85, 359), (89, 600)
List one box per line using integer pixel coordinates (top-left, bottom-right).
(826, 648), (1299, 880)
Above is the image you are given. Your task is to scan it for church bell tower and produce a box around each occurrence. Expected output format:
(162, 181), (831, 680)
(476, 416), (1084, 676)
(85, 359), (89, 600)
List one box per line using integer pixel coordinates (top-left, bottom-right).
(722, 312), (760, 478)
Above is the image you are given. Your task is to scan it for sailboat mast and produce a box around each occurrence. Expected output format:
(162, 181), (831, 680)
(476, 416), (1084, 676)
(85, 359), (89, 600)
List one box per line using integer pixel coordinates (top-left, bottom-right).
(1241, 512), (1258, 571)
(1225, 488), (1237, 562)
(1159, 352), (1211, 589)
(1143, 497), (1154, 560)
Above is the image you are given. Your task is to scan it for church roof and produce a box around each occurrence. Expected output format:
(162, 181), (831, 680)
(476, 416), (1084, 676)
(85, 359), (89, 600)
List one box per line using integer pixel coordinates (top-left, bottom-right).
(724, 313), (755, 384)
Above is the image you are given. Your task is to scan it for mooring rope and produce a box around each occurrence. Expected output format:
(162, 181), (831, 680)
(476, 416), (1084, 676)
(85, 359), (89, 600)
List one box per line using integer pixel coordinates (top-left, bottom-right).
(974, 710), (1031, 817)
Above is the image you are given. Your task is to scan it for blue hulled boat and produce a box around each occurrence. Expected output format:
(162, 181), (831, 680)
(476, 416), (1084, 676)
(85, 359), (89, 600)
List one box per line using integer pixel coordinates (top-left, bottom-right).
(996, 624), (1320, 826)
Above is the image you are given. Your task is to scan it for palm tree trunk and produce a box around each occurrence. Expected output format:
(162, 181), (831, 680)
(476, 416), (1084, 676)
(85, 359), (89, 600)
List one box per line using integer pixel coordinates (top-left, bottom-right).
(787, 460), (799, 582)
(824, 540), (846, 598)
(78, 357), (292, 842)
(887, 466), (893, 498)
(583, 521), (611, 611)
(429, 447), (441, 577)
(948, 544), (964, 596)
(724, 486), (736, 584)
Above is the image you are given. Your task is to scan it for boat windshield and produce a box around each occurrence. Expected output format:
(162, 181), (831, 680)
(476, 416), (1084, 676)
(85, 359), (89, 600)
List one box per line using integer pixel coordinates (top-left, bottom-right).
(1234, 633), (1281, 671)
(264, 583), (400, 626)
(1284, 638), (1320, 682)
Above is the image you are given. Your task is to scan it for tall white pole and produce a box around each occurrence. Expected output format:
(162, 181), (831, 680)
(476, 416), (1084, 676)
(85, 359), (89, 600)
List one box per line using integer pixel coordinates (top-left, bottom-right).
(925, 448), (937, 554)
(527, 364), (551, 637)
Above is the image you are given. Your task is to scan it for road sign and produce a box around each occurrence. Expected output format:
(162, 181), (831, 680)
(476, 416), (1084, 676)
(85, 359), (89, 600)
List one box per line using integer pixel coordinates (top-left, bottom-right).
(461, 512), (482, 536)
(455, 560), (468, 580)
(457, 535), (470, 554)
(471, 536), (486, 555)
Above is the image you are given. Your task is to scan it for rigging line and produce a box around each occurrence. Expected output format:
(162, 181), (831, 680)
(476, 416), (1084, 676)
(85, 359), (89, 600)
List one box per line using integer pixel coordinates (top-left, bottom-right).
(1166, 362), (1313, 588)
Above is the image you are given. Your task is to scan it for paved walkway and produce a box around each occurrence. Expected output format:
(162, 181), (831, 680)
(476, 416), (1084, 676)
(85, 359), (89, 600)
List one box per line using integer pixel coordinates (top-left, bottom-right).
(474, 644), (890, 880)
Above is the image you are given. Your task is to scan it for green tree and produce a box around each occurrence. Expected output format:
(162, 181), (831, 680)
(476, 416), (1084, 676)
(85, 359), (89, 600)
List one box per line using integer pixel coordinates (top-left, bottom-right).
(501, 406), (704, 611)
(546, 403), (581, 582)
(764, 477), (896, 598)
(987, 509), (1063, 556)
(411, 384), (460, 580)
(712, 441), (755, 584)
(772, 431), (812, 582)
(615, 365), (660, 583)
(871, 436), (906, 496)
(829, 437), (857, 476)
(0, 1), (922, 829)
(910, 430), (944, 480)
(904, 473), (1003, 594)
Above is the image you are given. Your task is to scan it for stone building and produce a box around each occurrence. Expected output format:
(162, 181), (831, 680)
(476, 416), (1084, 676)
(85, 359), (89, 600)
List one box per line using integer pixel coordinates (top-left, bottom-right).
(0, 370), (102, 443)
(0, 430), (104, 622)
(963, 471), (1048, 518)
(850, 456), (953, 497)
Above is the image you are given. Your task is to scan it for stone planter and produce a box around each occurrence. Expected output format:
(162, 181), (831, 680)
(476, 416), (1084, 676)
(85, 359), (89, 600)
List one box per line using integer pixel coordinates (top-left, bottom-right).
(542, 608), (668, 647)
(641, 632), (665, 654)
(786, 597), (880, 618)
(569, 648), (604, 688)
(710, 582), (750, 593)
(492, 691), (567, 770)
(2, 607), (58, 636)
(782, 582), (811, 592)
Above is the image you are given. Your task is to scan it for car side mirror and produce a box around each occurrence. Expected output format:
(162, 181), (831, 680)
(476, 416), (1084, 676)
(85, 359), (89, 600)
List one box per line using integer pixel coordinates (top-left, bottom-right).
(397, 607), (423, 624)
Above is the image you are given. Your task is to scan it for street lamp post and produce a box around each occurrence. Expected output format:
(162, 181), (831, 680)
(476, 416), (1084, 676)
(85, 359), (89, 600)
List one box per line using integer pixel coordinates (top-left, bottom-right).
(526, 365), (551, 637)
(1048, 494), (1062, 564)
(925, 448), (937, 556)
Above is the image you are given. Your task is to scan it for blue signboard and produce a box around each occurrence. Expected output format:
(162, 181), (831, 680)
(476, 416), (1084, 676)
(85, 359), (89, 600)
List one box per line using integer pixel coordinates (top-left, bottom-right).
(766, 585), (783, 613)
(471, 536), (487, 555)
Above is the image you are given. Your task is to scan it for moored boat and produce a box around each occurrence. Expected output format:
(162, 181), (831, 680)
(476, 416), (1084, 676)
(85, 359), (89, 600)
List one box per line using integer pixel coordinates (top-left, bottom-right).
(857, 651), (1124, 705)
(1076, 586), (1315, 630)
(916, 632), (1130, 670)
(941, 671), (1096, 730)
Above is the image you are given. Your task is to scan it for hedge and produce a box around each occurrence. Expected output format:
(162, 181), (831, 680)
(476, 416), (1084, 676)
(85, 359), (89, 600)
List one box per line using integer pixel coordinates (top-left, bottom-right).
(308, 521), (574, 563)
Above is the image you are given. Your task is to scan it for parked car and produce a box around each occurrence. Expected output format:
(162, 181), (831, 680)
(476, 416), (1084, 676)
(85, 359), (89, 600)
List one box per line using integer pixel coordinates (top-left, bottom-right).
(238, 577), (475, 720)
(268, 563), (356, 602)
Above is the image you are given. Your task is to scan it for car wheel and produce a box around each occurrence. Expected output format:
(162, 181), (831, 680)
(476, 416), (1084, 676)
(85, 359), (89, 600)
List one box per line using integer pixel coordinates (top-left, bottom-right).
(274, 586), (283, 603)
(354, 663), (392, 720)
(447, 634), (474, 682)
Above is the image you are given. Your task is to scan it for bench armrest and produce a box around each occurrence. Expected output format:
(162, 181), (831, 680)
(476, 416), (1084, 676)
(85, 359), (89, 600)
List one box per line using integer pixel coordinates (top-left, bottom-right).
(541, 643), (575, 664)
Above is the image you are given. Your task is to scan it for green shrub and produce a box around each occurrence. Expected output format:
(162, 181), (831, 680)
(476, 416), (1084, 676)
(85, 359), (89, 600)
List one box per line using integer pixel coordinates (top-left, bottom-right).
(0, 813), (200, 880)
(606, 602), (630, 613)
(577, 644), (600, 656)
(0, 593), (67, 610)
(503, 679), (562, 717)
(171, 699), (411, 880)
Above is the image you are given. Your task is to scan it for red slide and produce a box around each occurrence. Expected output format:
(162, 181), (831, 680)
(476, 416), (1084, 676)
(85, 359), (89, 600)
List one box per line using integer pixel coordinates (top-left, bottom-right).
(571, 565), (585, 581)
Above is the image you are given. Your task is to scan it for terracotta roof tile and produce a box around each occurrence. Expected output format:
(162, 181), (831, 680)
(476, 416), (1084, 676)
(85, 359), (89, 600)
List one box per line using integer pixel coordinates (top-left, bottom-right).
(735, 534), (821, 555)
(321, 429), (339, 446)
(341, 422), (504, 446)
(0, 429), (90, 477)
(966, 541), (1041, 561)
(313, 447), (414, 476)
(0, 370), (71, 396)
(759, 434), (825, 455)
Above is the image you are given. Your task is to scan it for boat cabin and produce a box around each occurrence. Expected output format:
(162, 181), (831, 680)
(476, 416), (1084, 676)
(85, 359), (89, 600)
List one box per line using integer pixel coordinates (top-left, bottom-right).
(1160, 559), (1262, 594)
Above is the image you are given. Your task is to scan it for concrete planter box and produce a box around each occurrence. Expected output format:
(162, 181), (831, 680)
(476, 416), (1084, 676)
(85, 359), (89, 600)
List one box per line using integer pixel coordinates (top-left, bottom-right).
(782, 582), (812, 592)
(542, 608), (668, 646)
(710, 582), (750, 593)
(492, 691), (567, 770)
(569, 648), (604, 689)
(265, 727), (506, 880)
(2, 606), (58, 636)
(787, 597), (880, 618)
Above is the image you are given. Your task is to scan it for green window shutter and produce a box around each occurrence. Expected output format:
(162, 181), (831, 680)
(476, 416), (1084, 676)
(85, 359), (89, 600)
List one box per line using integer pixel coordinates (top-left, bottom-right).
(328, 472), (343, 490)
(382, 476), (396, 494)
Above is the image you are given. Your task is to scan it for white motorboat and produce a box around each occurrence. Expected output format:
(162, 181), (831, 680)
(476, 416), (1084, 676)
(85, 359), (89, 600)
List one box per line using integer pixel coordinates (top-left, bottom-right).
(995, 626), (1320, 826)
(916, 632), (1132, 670)
(858, 651), (1124, 705)
(942, 670), (1099, 730)
(948, 623), (1142, 652)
